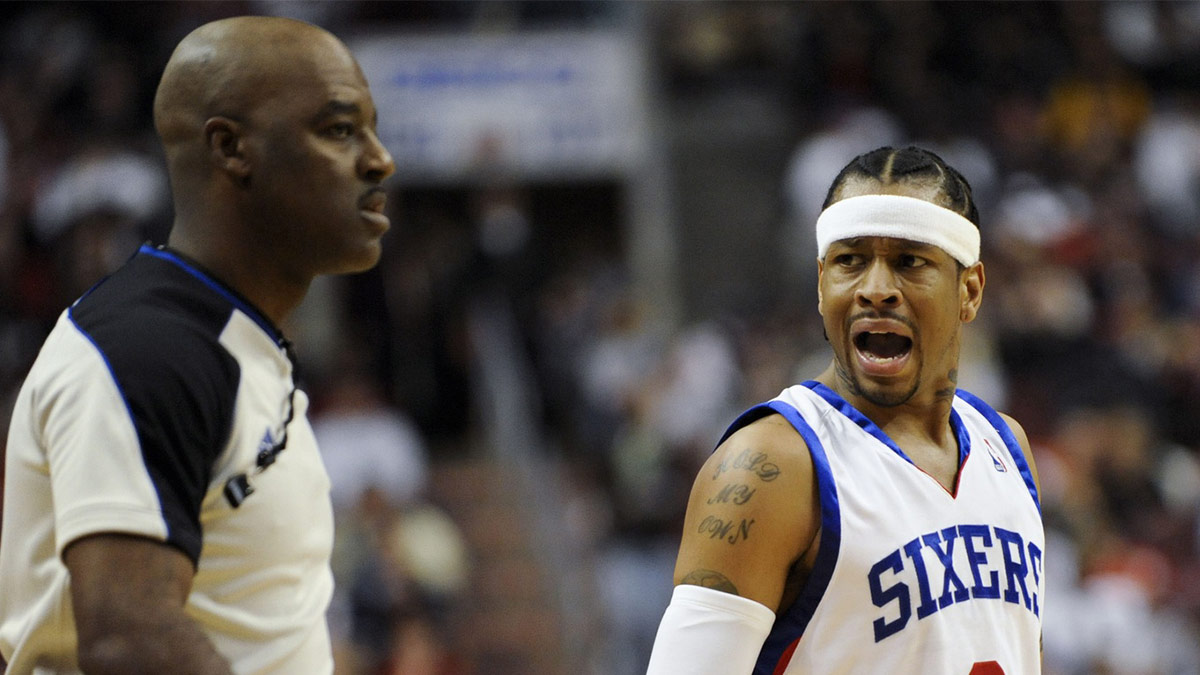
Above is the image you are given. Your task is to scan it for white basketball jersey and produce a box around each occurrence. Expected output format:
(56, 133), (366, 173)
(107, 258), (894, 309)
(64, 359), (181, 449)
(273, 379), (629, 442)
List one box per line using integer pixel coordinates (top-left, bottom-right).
(725, 382), (1044, 675)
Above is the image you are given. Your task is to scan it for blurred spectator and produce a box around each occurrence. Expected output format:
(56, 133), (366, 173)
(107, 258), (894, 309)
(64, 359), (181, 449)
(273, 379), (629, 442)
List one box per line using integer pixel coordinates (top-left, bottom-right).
(577, 285), (663, 460)
(31, 148), (164, 244)
(1133, 91), (1200, 237)
(1038, 404), (1200, 675)
(314, 367), (430, 513)
(781, 105), (902, 283)
(312, 363), (468, 675)
(31, 147), (166, 306)
(650, 321), (740, 454)
(1102, 1), (1200, 75)
(379, 196), (476, 451)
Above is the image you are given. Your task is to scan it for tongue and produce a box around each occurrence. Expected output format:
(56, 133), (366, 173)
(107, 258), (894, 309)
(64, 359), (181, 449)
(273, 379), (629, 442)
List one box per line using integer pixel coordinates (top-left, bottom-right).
(862, 333), (910, 359)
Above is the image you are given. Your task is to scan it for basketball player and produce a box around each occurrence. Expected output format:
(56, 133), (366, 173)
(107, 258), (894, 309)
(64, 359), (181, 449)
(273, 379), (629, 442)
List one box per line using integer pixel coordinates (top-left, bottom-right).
(0, 16), (394, 673)
(647, 146), (1043, 674)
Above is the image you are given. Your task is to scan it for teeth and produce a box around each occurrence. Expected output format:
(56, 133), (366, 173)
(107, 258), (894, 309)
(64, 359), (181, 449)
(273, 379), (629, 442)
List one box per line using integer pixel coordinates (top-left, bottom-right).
(861, 351), (902, 362)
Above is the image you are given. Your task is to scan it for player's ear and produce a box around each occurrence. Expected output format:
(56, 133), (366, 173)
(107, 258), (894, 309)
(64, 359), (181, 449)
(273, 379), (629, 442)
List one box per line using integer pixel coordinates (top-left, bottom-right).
(204, 116), (251, 188)
(817, 257), (826, 316)
(959, 261), (984, 322)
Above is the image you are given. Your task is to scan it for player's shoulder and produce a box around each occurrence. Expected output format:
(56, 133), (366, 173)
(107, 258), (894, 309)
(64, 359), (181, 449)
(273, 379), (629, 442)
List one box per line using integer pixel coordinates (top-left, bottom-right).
(995, 410), (1041, 490)
(680, 408), (821, 602)
(718, 412), (811, 458)
(995, 410), (1028, 442)
(957, 390), (1034, 453)
(705, 411), (815, 489)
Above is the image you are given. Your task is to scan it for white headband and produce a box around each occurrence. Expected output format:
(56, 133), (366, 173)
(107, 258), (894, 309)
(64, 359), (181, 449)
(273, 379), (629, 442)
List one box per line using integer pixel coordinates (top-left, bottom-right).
(816, 194), (980, 266)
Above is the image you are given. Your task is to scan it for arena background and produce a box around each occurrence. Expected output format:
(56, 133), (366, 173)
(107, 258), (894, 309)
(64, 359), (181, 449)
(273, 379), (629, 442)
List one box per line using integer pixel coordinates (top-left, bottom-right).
(2, 2), (1199, 673)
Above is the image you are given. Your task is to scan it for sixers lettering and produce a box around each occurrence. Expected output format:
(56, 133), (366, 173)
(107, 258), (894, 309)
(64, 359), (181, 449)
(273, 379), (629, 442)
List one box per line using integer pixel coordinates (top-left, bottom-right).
(870, 523), (1043, 642)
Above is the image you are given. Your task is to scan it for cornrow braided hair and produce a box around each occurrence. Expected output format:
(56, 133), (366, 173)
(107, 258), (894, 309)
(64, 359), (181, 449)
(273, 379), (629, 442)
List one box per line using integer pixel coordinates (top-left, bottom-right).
(821, 146), (981, 228)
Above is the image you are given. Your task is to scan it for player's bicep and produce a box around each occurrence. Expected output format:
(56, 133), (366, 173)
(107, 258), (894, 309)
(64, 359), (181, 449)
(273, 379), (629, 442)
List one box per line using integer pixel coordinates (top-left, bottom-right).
(673, 415), (818, 612)
(999, 411), (1041, 493)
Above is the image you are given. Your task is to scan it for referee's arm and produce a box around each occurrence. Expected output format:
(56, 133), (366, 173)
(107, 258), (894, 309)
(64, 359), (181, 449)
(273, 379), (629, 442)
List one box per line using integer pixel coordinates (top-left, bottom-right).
(65, 533), (232, 675)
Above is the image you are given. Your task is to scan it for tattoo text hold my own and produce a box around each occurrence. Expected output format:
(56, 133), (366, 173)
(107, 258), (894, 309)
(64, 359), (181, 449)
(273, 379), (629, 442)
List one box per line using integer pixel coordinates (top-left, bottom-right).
(706, 483), (757, 506)
(699, 515), (755, 544)
(713, 449), (781, 482)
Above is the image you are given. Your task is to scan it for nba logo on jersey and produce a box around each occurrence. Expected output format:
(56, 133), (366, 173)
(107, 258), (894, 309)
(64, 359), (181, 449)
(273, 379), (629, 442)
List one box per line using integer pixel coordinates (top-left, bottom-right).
(984, 439), (1007, 472)
(259, 429), (276, 455)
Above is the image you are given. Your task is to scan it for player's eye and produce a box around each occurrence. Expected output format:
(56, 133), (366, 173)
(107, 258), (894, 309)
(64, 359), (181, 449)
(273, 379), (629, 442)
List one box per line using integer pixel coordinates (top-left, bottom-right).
(899, 254), (927, 268)
(834, 253), (864, 267)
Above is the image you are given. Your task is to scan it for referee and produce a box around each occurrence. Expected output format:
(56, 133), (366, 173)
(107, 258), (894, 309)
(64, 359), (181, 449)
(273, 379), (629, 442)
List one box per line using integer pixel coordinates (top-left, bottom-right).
(0, 16), (394, 673)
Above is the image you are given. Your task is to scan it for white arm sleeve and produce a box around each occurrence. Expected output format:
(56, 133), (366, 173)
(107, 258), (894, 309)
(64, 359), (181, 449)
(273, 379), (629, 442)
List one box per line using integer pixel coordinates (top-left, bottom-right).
(646, 584), (776, 675)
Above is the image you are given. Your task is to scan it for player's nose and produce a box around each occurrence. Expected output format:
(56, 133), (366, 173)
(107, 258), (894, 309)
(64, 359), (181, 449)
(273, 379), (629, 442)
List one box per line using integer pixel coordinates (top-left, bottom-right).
(855, 259), (900, 307)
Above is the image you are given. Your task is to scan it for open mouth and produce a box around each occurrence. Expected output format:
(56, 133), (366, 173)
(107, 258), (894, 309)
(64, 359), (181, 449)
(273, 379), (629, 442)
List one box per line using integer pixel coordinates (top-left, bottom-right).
(854, 331), (912, 360)
(853, 330), (913, 365)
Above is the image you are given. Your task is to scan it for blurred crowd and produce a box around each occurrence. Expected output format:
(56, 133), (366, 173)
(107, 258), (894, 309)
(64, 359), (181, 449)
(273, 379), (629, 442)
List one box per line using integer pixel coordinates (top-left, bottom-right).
(3, 2), (1200, 674)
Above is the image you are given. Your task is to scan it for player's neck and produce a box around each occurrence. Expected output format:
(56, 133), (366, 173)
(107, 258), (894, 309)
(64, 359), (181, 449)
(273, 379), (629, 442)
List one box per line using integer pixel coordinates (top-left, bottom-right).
(815, 363), (957, 448)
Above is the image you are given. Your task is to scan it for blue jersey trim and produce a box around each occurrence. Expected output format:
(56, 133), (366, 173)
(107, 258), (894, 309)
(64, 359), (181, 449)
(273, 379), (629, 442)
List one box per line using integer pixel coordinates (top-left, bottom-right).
(70, 246), (143, 309)
(715, 399), (842, 675)
(66, 309), (139, 444)
(955, 389), (1041, 514)
(65, 308), (169, 540)
(803, 381), (971, 471)
(138, 244), (282, 342)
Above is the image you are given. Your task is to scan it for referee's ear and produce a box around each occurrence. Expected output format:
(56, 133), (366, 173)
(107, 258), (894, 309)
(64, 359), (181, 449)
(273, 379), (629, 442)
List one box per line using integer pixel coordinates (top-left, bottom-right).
(204, 116), (251, 188)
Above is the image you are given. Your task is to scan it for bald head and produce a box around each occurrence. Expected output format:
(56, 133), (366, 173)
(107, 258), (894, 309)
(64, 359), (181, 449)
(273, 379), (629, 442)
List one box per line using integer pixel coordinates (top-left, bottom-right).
(154, 16), (354, 149)
(151, 15), (394, 319)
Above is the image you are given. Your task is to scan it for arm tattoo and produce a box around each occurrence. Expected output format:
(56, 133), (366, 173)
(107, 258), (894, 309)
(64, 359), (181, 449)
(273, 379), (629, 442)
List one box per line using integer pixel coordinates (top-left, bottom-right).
(707, 483), (757, 506)
(679, 569), (739, 595)
(712, 450), (781, 482)
(699, 515), (755, 544)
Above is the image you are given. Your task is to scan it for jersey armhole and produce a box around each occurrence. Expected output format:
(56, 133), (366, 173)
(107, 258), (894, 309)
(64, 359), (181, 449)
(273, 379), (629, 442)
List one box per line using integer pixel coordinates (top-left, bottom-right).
(720, 399), (842, 675)
(955, 389), (1041, 514)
